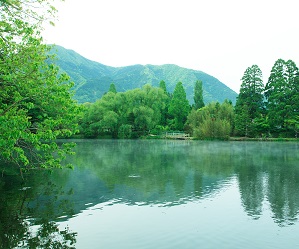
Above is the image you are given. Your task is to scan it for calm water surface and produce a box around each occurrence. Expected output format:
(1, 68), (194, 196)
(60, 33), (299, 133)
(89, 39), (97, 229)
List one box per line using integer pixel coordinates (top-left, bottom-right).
(1, 140), (299, 248)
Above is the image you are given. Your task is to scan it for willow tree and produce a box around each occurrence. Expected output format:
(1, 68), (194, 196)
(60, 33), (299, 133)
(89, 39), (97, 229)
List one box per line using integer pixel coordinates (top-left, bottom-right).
(186, 100), (234, 139)
(234, 65), (264, 137)
(0, 0), (80, 174)
(79, 84), (168, 138)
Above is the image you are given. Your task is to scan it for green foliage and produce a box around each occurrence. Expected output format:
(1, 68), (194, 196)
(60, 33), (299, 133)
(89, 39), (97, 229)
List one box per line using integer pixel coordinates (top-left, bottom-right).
(234, 65), (265, 137)
(193, 80), (205, 109)
(186, 100), (234, 139)
(118, 124), (132, 138)
(233, 59), (299, 138)
(264, 59), (299, 137)
(168, 82), (190, 130)
(196, 118), (231, 140)
(158, 80), (171, 126)
(0, 0), (80, 172)
(108, 83), (117, 93)
(79, 84), (168, 138)
(159, 80), (167, 93)
(77, 58), (299, 140)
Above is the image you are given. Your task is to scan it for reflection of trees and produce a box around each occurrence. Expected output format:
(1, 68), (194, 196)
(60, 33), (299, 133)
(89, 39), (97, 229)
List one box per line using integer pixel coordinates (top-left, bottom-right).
(234, 143), (265, 219)
(9, 139), (296, 231)
(237, 166), (264, 219)
(63, 140), (299, 226)
(266, 158), (299, 226)
(235, 142), (299, 226)
(67, 140), (191, 203)
(18, 221), (76, 249)
(0, 170), (77, 248)
(65, 140), (235, 205)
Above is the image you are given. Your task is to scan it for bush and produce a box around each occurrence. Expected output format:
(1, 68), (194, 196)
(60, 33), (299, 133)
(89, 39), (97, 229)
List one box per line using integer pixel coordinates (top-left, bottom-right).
(118, 124), (132, 139)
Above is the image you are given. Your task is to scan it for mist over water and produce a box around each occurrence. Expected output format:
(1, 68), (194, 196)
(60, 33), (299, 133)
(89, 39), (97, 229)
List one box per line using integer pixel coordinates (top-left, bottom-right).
(1, 140), (299, 248)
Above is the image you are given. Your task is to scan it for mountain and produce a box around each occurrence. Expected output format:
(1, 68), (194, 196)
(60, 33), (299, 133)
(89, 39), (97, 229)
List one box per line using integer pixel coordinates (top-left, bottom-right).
(49, 45), (238, 104)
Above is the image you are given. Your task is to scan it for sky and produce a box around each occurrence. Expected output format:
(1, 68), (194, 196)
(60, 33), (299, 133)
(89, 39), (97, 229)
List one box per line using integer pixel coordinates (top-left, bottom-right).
(42, 0), (299, 93)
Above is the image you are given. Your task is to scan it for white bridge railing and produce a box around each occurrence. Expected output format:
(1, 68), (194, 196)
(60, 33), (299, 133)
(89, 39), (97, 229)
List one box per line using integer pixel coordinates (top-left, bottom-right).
(162, 132), (190, 139)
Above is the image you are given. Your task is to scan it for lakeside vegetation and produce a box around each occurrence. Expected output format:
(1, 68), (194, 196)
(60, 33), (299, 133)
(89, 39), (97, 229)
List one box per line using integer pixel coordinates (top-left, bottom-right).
(0, 0), (80, 174)
(78, 58), (299, 141)
(1, 0), (299, 173)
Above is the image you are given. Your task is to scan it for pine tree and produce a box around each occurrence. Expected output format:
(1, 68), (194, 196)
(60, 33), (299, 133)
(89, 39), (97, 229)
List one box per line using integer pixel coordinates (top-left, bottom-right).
(265, 59), (299, 136)
(159, 80), (167, 93)
(193, 80), (205, 110)
(159, 80), (170, 126)
(108, 83), (117, 93)
(235, 65), (264, 137)
(168, 82), (190, 130)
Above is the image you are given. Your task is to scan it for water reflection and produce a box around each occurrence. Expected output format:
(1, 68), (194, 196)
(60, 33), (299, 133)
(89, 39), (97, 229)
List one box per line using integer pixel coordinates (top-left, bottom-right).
(234, 142), (299, 226)
(0, 172), (77, 248)
(1, 140), (299, 247)
(65, 140), (299, 226)
(64, 140), (235, 207)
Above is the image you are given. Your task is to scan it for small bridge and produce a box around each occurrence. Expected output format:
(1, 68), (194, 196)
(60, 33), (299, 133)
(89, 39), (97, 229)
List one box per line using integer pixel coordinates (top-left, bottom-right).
(163, 131), (191, 140)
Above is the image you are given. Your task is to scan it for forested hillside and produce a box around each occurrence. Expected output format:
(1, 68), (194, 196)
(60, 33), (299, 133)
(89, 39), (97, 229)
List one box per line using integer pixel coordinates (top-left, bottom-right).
(50, 45), (237, 104)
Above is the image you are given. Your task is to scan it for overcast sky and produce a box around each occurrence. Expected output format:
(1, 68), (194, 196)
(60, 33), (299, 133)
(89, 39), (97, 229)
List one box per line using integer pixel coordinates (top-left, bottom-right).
(42, 0), (299, 92)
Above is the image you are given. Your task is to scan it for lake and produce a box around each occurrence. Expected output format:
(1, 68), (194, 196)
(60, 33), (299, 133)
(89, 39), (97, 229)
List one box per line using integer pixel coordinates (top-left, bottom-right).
(1, 139), (299, 248)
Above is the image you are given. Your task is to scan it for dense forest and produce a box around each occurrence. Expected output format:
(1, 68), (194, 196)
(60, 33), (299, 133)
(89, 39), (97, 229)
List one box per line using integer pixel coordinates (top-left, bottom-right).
(1, 0), (299, 173)
(78, 59), (299, 140)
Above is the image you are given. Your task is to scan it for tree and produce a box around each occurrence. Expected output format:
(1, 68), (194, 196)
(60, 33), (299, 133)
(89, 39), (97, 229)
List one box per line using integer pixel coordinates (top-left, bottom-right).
(0, 0), (80, 174)
(186, 101), (234, 139)
(264, 59), (287, 133)
(79, 85), (168, 138)
(193, 80), (205, 110)
(159, 80), (167, 93)
(158, 80), (170, 126)
(284, 60), (299, 136)
(168, 82), (190, 130)
(108, 83), (117, 93)
(235, 65), (264, 137)
(133, 106), (155, 134)
(100, 111), (119, 138)
(264, 59), (299, 136)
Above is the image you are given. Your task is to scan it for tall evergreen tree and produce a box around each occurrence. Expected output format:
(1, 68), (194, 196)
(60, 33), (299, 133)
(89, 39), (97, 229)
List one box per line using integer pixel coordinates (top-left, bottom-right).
(285, 60), (299, 136)
(159, 80), (167, 93)
(168, 82), (190, 130)
(159, 80), (170, 126)
(235, 65), (264, 136)
(108, 83), (117, 93)
(193, 80), (205, 110)
(264, 59), (286, 132)
(264, 59), (299, 136)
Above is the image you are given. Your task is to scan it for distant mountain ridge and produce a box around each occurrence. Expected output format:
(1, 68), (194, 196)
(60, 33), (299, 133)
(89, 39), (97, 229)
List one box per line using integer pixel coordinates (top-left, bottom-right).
(49, 45), (238, 104)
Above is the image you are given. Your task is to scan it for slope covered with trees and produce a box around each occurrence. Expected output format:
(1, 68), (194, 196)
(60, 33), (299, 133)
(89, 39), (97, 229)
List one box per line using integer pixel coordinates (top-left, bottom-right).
(50, 45), (238, 104)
